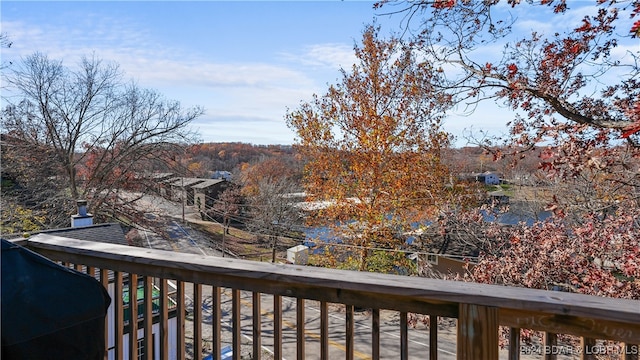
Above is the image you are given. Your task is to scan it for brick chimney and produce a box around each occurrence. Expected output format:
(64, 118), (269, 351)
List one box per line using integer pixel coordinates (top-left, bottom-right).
(71, 200), (93, 227)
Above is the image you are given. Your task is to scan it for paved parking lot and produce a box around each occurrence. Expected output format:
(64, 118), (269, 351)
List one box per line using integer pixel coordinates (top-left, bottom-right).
(130, 193), (222, 256)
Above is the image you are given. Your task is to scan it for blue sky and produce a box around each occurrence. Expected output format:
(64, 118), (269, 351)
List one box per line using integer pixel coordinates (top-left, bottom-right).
(1, 1), (637, 145)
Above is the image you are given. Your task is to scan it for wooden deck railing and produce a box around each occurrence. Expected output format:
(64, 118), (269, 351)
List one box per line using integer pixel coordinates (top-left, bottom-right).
(21, 234), (640, 360)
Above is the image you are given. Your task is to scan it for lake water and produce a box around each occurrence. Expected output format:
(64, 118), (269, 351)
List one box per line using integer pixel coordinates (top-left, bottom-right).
(303, 202), (552, 248)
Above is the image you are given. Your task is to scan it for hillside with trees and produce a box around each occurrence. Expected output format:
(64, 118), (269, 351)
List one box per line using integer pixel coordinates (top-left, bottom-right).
(1, 3), (637, 356)
(181, 142), (297, 178)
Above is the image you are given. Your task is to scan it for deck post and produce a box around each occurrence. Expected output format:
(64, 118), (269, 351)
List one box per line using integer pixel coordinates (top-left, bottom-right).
(457, 303), (498, 360)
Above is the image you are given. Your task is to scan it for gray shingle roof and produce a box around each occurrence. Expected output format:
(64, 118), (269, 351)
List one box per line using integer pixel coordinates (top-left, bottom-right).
(37, 223), (127, 245)
(167, 177), (206, 187)
(191, 179), (226, 189)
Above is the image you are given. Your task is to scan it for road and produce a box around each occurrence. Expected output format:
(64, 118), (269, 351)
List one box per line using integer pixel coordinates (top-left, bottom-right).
(129, 193), (222, 256)
(181, 285), (460, 360)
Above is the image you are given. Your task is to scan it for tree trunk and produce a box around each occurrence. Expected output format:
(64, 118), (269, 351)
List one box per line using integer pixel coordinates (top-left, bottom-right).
(270, 235), (277, 263)
(221, 226), (226, 258)
(68, 162), (78, 201)
(358, 246), (369, 271)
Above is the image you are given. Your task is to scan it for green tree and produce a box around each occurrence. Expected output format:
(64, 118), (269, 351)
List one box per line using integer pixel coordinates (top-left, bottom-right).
(0, 200), (46, 234)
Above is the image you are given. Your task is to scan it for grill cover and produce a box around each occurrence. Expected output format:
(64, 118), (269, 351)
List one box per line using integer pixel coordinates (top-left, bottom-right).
(1, 239), (111, 359)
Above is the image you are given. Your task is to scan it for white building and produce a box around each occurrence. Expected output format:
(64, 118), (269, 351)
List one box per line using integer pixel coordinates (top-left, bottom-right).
(476, 172), (501, 185)
(106, 278), (178, 360)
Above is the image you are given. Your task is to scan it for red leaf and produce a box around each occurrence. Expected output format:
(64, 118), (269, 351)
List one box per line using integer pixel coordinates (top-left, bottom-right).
(539, 148), (554, 160)
(432, 0), (455, 9)
(632, 20), (640, 38)
(576, 19), (591, 32)
(621, 122), (640, 138)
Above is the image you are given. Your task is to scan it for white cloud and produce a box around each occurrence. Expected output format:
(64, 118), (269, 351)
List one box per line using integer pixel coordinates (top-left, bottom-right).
(279, 43), (357, 70)
(192, 115), (296, 144)
(123, 59), (313, 89)
(2, 17), (156, 61)
(0, 16), (325, 144)
(3, 19), (313, 89)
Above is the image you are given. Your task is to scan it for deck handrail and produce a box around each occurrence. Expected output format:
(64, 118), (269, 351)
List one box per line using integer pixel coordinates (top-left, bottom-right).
(23, 234), (640, 360)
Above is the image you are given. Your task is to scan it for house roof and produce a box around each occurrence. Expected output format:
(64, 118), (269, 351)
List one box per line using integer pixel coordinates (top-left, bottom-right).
(160, 176), (181, 184)
(27, 225), (127, 283)
(37, 223), (127, 245)
(167, 177), (206, 187)
(191, 179), (226, 189)
(148, 172), (175, 181)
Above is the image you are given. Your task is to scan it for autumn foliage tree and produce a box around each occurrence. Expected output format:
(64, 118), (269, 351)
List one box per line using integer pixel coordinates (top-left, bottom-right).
(239, 156), (303, 262)
(377, 0), (639, 140)
(208, 185), (242, 256)
(372, 1), (640, 302)
(286, 26), (461, 271)
(375, 1), (640, 197)
(1, 53), (203, 228)
(469, 210), (640, 299)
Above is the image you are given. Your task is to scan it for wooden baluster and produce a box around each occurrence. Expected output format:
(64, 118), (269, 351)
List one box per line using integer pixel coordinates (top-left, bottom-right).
(400, 312), (408, 360)
(177, 281), (186, 360)
(430, 315), (438, 360)
(274, 295), (282, 360)
(543, 332), (557, 360)
(580, 337), (596, 360)
(372, 309), (380, 360)
(623, 343), (639, 360)
(129, 274), (138, 360)
(232, 289), (241, 360)
(115, 271), (124, 360)
(346, 305), (354, 360)
(508, 327), (520, 360)
(212, 287), (221, 360)
(320, 301), (329, 360)
(194, 284), (203, 360)
(159, 279), (169, 360)
(100, 268), (109, 360)
(297, 298), (305, 360)
(143, 276), (153, 360)
(253, 292), (262, 360)
(457, 304), (498, 360)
